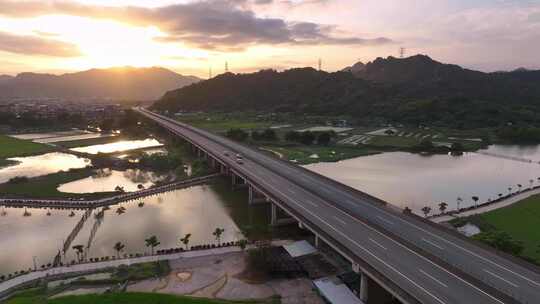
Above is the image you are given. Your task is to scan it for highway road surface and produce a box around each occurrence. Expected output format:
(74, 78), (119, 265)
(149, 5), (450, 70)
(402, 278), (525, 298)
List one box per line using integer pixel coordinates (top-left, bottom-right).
(137, 107), (540, 304)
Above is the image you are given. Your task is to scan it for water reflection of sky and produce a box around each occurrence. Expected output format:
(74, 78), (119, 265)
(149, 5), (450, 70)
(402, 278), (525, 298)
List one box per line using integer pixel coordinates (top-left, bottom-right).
(0, 153), (90, 183)
(0, 185), (244, 275)
(70, 139), (162, 154)
(306, 148), (540, 212)
(57, 169), (168, 193)
(0, 208), (83, 274)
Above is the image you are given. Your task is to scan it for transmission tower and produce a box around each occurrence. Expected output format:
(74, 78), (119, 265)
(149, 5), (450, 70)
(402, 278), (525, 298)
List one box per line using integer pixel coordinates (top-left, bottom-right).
(225, 61), (229, 73)
(399, 47), (406, 58)
(318, 58), (322, 71)
(208, 67), (212, 79)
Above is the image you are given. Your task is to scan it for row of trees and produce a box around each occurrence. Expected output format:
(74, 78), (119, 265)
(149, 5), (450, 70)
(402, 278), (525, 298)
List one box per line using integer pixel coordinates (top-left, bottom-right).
(70, 227), (233, 262)
(419, 179), (540, 217)
(225, 127), (335, 146)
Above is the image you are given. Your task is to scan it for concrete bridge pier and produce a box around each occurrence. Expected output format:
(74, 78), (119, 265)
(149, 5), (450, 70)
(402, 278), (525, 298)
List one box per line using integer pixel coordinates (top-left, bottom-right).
(352, 263), (369, 303)
(359, 272), (368, 303)
(270, 202), (296, 226)
(248, 186), (268, 205)
(231, 173), (247, 190)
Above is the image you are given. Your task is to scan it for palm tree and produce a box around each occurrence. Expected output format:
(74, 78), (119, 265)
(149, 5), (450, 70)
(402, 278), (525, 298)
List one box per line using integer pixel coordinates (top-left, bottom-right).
(456, 197), (463, 211)
(213, 228), (225, 245)
(472, 196), (479, 208)
(180, 233), (192, 250)
(145, 235), (160, 255)
(72, 245), (84, 262)
(238, 239), (248, 251)
(421, 206), (431, 218)
(113, 242), (125, 258)
(438, 202), (448, 214)
(23, 207), (31, 217)
(116, 206), (126, 215)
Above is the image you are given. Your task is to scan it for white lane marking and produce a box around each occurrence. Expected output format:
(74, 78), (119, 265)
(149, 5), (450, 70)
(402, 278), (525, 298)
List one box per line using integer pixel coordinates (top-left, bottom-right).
(289, 189), (297, 195)
(484, 269), (519, 288)
(279, 187), (506, 304)
(389, 213), (540, 287)
(369, 238), (387, 250)
(149, 111), (505, 303)
(332, 216), (347, 225)
(376, 215), (394, 225)
(305, 200), (318, 207)
(290, 201), (446, 304)
(422, 238), (445, 250)
(420, 269), (448, 288)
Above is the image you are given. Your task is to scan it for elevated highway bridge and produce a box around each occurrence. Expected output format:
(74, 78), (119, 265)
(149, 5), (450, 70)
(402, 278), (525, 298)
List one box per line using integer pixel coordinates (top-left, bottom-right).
(136, 107), (540, 304)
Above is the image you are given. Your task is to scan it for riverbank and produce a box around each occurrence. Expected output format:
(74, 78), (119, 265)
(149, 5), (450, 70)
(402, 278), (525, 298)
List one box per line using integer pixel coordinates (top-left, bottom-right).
(432, 186), (540, 223)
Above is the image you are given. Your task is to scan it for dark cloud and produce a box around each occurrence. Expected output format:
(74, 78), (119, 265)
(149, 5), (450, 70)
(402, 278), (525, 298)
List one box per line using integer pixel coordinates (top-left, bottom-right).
(0, 31), (81, 57)
(0, 0), (393, 51)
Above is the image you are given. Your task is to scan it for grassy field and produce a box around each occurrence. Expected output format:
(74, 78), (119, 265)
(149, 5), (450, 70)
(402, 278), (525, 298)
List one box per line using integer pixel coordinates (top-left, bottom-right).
(367, 135), (419, 148)
(0, 168), (117, 199)
(479, 194), (540, 262)
(261, 145), (380, 165)
(176, 113), (271, 132)
(0, 135), (54, 159)
(50, 293), (262, 304)
(7, 292), (265, 304)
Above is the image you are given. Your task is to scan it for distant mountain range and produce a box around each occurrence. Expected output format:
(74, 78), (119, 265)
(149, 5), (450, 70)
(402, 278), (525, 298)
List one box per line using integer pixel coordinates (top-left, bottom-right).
(0, 67), (200, 101)
(153, 55), (540, 128)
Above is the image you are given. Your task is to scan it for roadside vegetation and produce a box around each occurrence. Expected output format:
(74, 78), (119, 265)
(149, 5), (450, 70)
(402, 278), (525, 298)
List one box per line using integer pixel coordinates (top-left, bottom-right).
(0, 134), (54, 159)
(7, 292), (266, 304)
(450, 194), (540, 264)
(0, 168), (117, 199)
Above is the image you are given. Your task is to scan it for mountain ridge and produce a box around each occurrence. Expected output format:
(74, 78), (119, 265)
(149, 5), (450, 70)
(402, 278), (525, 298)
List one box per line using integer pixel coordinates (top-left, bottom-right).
(0, 67), (200, 101)
(153, 55), (540, 128)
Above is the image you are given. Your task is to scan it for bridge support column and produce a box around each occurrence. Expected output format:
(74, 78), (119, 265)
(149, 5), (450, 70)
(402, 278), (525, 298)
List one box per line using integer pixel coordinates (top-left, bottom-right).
(359, 272), (368, 303)
(270, 203), (296, 226)
(248, 186), (268, 205)
(231, 173), (247, 190)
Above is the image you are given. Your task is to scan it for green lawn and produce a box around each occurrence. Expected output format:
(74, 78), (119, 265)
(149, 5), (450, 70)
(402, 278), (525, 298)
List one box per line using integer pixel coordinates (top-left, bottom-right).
(8, 292), (266, 304)
(0, 168), (117, 199)
(480, 194), (540, 262)
(0, 135), (54, 159)
(176, 113), (271, 132)
(261, 145), (380, 165)
(367, 135), (420, 148)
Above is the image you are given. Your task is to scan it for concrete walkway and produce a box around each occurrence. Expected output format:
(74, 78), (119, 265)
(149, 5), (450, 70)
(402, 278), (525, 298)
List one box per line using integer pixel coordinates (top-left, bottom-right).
(432, 187), (540, 223)
(0, 173), (220, 209)
(0, 246), (243, 297)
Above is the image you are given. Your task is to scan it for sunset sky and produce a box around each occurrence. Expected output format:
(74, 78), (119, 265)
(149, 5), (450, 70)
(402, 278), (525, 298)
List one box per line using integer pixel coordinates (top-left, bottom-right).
(1, 0), (539, 78)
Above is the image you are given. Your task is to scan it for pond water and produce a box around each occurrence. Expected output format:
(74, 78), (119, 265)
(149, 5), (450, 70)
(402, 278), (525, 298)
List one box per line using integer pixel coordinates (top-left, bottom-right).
(70, 139), (162, 154)
(0, 180), (268, 275)
(305, 145), (540, 213)
(57, 169), (170, 193)
(0, 152), (90, 184)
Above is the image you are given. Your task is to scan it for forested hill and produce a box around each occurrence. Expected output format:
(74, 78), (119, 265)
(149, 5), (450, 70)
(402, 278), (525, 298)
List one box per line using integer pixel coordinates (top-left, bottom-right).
(0, 67), (200, 101)
(153, 55), (540, 128)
